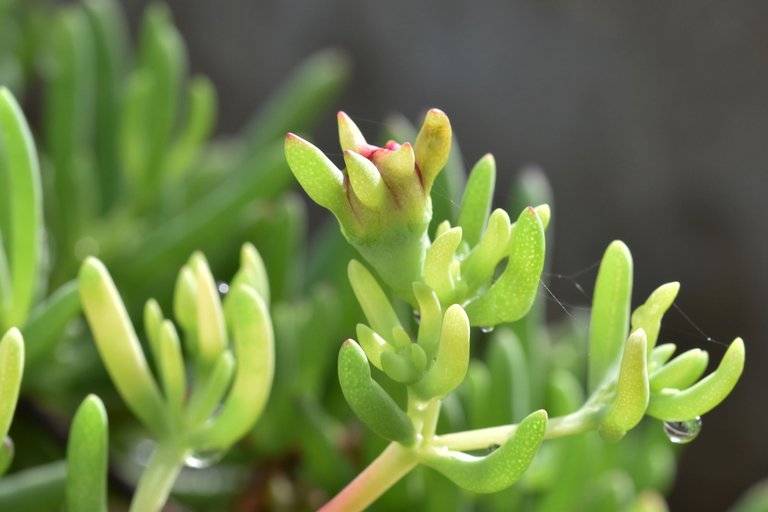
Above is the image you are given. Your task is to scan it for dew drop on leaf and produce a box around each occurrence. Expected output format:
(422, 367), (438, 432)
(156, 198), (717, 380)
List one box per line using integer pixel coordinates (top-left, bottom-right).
(216, 281), (230, 297)
(185, 449), (225, 468)
(480, 326), (494, 334)
(663, 417), (702, 444)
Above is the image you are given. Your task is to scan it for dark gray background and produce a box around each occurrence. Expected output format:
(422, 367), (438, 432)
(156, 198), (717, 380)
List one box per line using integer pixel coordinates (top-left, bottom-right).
(123, 1), (768, 509)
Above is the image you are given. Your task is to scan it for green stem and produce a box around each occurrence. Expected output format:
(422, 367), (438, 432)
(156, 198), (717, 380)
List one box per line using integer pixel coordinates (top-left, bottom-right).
(434, 406), (602, 452)
(320, 442), (417, 512)
(129, 442), (187, 512)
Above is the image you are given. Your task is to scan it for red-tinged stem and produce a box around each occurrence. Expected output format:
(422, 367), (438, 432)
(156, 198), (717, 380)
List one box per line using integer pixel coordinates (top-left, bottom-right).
(320, 442), (417, 512)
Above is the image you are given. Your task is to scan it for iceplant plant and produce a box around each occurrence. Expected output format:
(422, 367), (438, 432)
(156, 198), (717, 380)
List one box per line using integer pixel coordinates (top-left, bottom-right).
(285, 110), (746, 511)
(78, 243), (274, 512)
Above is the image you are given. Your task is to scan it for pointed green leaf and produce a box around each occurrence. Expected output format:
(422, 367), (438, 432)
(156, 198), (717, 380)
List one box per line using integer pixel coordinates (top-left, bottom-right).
(413, 282), (443, 360)
(457, 154), (496, 247)
(347, 260), (402, 339)
(631, 282), (680, 355)
(648, 343), (676, 371)
(0, 88), (42, 328)
(337, 340), (415, 445)
(424, 227), (462, 304)
(337, 111), (366, 152)
(173, 264), (197, 337)
(190, 285), (273, 450)
(599, 329), (649, 441)
(191, 252), (227, 370)
(413, 305), (470, 399)
(464, 207), (545, 326)
(143, 298), (164, 370)
(381, 350), (421, 384)
(414, 108), (452, 192)
(460, 208), (512, 291)
(649, 348), (708, 392)
(648, 338), (745, 421)
(83, 0), (128, 209)
(185, 350), (234, 427)
(355, 323), (393, 371)
(66, 395), (108, 512)
(422, 409), (547, 493)
(374, 142), (419, 202)
(284, 133), (347, 215)
(647, 338), (744, 420)
(588, 240), (633, 393)
(157, 320), (186, 418)
(344, 149), (387, 209)
(78, 258), (167, 435)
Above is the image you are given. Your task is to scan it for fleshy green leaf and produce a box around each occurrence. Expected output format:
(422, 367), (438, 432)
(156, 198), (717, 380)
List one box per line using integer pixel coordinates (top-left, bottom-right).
(66, 395), (108, 512)
(414, 108), (452, 192)
(355, 323), (392, 371)
(344, 149), (387, 209)
(631, 282), (680, 355)
(337, 340), (415, 445)
(78, 258), (167, 436)
(190, 285), (273, 450)
(647, 338), (745, 420)
(191, 252), (227, 371)
(347, 260), (402, 339)
(413, 305), (470, 399)
(649, 348), (708, 392)
(424, 227), (462, 304)
(337, 111), (366, 152)
(157, 320), (186, 419)
(588, 240), (633, 393)
(648, 343), (676, 372)
(460, 208), (512, 291)
(464, 207), (545, 326)
(0, 88), (42, 328)
(413, 282), (442, 361)
(598, 329), (649, 441)
(185, 350), (234, 427)
(284, 133), (347, 216)
(422, 409), (547, 493)
(457, 154), (495, 247)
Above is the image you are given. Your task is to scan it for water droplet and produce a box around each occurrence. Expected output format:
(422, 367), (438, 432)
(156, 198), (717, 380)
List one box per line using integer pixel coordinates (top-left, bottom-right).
(487, 443), (500, 454)
(185, 449), (225, 469)
(412, 310), (421, 325)
(480, 326), (495, 334)
(216, 281), (230, 297)
(663, 417), (702, 444)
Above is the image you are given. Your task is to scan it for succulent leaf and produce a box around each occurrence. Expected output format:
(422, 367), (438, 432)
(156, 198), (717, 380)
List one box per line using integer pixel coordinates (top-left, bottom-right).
(588, 240), (633, 393)
(598, 329), (649, 441)
(464, 207), (545, 326)
(422, 409), (547, 493)
(338, 340), (415, 445)
(647, 338), (744, 421)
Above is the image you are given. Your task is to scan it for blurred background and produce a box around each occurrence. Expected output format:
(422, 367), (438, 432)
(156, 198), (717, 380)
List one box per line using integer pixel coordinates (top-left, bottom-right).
(2, 0), (766, 510)
(125, 1), (767, 510)
(135, 0), (768, 511)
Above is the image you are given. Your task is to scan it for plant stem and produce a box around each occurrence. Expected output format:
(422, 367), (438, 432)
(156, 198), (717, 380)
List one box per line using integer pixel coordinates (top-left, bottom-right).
(434, 407), (602, 452)
(129, 442), (187, 512)
(320, 442), (417, 512)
